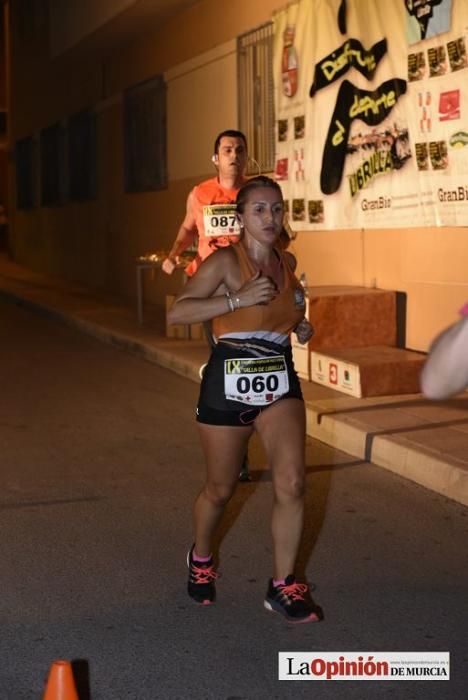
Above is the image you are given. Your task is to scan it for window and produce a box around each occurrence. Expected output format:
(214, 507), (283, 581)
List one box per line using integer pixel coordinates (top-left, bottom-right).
(68, 110), (97, 201)
(238, 22), (275, 174)
(15, 136), (37, 209)
(40, 122), (66, 206)
(0, 111), (7, 136)
(17, 0), (47, 41)
(124, 75), (167, 193)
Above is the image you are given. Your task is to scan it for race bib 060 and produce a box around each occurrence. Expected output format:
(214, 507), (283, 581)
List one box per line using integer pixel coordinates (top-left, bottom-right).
(224, 355), (289, 406)
(203, 204), (240, 238)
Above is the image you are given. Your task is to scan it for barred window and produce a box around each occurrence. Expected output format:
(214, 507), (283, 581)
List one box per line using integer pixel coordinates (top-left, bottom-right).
(124, 75), (167, 193)
(17, 0), (47, 41)
(68, 110), (97, 201)
(0, 111), (7, 136)
(237, 22), (275, 174)
(40, 122), (66, 206)
(15, 136), (37, 209)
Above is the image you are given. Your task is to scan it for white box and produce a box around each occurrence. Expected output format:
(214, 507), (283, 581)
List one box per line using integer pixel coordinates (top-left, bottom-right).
(311, 351), (361, 397)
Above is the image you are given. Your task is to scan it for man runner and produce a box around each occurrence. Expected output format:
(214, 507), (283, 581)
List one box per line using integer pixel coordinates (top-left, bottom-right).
(162, 129), (248, 277)
(163, 130), (251, 481)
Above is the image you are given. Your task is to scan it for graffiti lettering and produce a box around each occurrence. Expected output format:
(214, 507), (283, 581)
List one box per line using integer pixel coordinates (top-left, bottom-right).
(348, 151), (394, 196)
(320, 79), (407, 195)
(332, 120), (346, 146)
(310, 38), (387, 97)
(349, 90), (397, 118)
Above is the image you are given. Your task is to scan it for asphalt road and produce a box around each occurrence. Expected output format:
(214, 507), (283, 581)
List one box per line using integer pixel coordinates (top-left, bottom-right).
(1, 300), (467, 700)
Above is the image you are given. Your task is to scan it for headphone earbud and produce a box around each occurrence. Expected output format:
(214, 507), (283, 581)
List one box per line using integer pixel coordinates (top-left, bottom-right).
(212, 155), (218, 164)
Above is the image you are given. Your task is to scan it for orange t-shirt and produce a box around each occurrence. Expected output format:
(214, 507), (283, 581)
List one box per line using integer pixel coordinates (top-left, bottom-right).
(185, 177), (245, 276)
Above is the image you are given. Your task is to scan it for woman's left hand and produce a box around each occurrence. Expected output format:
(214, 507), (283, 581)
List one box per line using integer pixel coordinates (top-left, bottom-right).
(294, 318), (315, 344)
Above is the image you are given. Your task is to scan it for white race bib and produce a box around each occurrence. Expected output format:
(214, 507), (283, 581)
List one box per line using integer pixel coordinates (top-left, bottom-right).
(203, 204), (240, 238)
(224, 355), (289, 406)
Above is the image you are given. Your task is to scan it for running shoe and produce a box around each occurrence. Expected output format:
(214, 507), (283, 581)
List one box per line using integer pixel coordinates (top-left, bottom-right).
(264, 574), (322, 623)
(238, 454), (252, 482)
(187, 544), (218, 605)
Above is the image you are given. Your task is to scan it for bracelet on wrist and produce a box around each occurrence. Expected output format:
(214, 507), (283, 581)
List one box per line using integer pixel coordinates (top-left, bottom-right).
(225, 291), (235, 313)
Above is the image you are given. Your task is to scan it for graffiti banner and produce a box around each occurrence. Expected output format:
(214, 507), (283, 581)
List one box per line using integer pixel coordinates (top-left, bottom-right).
(273, 0), (468, 229)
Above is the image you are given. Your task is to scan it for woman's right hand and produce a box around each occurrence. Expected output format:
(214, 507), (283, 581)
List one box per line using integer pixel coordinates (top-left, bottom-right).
(236, 271), (278, 307)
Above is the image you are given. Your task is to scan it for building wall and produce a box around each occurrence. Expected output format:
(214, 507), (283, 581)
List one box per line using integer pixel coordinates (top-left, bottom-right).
(0, 4), (7, 214)
(48, 0), (136, 56)
(291, 226), (468, 350)
(8, 0), (468, 351)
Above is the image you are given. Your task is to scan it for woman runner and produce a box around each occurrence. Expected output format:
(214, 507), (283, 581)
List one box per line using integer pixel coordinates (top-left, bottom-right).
(168, 176), (322, 624)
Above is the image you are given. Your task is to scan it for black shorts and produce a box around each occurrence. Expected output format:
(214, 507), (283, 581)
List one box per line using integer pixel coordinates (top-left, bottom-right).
(196, 337), (303, 427)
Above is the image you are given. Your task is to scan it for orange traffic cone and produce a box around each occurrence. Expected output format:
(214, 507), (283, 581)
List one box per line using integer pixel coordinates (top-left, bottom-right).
(43, 660), (79, 700)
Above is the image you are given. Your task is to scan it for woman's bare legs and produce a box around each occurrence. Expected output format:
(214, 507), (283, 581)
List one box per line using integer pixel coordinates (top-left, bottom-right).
(194, 423), (253, 556)
(254, 399), (306, 579)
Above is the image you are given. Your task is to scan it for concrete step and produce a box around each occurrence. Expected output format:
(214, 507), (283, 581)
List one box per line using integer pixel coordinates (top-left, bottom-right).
(308, 285), (397, 350)
(305, 393), (468, 508)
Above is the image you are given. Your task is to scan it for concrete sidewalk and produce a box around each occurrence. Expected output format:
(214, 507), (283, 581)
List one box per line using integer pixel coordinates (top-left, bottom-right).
(1, 253), (467, 508)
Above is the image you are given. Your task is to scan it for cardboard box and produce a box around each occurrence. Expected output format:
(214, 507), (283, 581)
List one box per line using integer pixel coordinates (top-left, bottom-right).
(166, 294), (204, 340)
(189, 321), (205, 341)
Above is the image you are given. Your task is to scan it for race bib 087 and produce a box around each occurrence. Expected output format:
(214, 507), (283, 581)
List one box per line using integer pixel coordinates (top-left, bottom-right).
(224, 355), (289, 406)
(203, 204), (240, 238)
